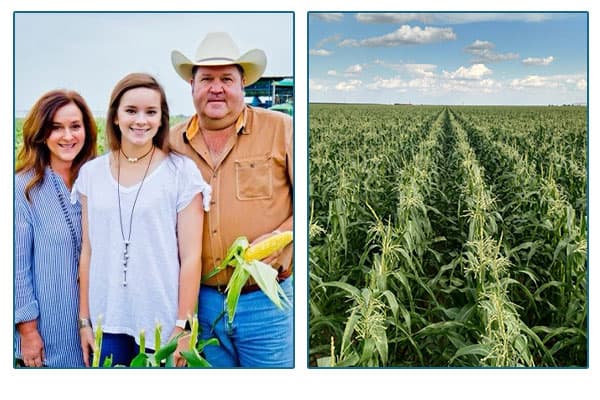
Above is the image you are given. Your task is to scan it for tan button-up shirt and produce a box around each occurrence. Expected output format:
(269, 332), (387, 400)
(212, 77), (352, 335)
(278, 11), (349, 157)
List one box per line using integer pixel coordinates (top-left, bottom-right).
(169, 106), (293, 287)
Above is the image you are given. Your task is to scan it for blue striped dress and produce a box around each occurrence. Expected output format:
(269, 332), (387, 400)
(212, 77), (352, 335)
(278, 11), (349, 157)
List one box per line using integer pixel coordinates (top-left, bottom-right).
(14, 168), (84, 367)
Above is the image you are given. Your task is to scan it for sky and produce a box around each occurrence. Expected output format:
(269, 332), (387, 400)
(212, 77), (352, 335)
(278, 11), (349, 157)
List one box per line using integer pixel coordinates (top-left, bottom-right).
(309, 12), (588, 105)
(14, 12), (293, 116)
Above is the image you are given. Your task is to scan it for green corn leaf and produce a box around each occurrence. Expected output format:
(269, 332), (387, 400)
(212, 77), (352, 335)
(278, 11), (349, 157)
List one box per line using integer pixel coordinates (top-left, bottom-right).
(130, 353), (150, 367)
(335, 351), (360, 367)
(321, 280), (361, 298)
(164, 354), (175, 368)
(380, 289), (399, 320)
(153, 334), (180, 362)
(180, 349), (212, 368)
(225, 266), (251, 323)
(197, 337), (220, 352)
(203, 236), (249, 282)
(240, 260), (290, 309)
(373, 328), (388, 366)
(450, 344), (491, 364)
(102, 354), (113, 368)
(206, 235), (294, 325)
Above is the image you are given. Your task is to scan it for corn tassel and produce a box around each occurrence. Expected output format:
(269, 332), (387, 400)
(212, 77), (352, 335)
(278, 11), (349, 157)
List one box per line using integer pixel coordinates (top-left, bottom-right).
(244, 230), (294, 261)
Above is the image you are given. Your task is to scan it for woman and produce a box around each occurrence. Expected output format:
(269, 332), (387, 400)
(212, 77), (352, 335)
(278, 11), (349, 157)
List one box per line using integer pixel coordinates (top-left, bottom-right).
(74, 73), (211, 367)
(15, 90), (98, 367)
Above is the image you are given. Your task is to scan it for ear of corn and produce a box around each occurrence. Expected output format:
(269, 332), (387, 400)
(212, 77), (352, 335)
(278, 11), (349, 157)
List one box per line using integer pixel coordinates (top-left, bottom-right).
(201, 230), (294, 324)
(244, 230), (294, 262)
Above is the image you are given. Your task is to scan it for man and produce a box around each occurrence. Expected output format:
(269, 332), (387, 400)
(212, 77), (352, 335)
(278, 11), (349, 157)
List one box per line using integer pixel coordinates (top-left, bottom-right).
(169, 32), (293, 367)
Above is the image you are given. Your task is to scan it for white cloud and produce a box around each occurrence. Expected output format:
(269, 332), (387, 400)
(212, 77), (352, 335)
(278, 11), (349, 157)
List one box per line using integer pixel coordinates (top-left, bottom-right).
(510, 75), (556, 88)
(338, 38), (359, 47)
(335, 79), (362, 91)
(465, 40), (519, 64)
(405, 64), (437, 77)
(312, 13), (344, 22)
(443, 64), (493, 80)
(317, 34), (342, 48)
(408, 78), (437, 90)
(478, 79), (503, 93)
(372, 60), (438, 76)
(339, 25), (456, 47)
(345, 64), (363, 74)
(522, 56), (555, 66)
(356, 13), (425, 24)
(437, 77), (502, 94)
(355, 13), (553, 25)
(473, 51), (519, 64)
(327, 70), (337, 76)
(371, 59), (404, 71)
(366, 77), (407, 90)
(366, 74), (500, 95)
(309, 79), (328, 91)
(309, 48), (332, 56)
(365, 63), (500, 96)
(465, 40), (494, 51)
(509, 74), (587, 90)
(436, 13), (552, 24)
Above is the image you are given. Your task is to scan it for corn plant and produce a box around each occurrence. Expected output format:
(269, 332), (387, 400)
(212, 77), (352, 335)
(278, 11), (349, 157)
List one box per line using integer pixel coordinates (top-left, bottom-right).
(309, 104), (587, 367)
(203, 232), (293, 324)
(91, 315), (218, 368)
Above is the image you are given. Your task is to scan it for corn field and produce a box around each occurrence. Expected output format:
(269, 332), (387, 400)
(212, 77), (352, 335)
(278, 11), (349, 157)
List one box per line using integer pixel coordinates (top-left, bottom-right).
(308, 104), (587, 367)
(14, 116), (190, 156)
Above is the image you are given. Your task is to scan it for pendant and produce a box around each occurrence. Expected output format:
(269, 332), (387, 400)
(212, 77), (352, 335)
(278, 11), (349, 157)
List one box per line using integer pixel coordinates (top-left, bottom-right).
(122, 241), (130, 287)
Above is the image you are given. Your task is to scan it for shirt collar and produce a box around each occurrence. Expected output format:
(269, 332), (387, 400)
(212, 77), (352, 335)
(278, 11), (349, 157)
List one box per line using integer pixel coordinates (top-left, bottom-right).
(185, 107), (248, 141)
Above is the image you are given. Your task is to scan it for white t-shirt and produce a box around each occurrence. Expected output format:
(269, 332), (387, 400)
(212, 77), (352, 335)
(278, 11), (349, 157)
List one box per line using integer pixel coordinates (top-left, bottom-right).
(72, 152), (210, 348)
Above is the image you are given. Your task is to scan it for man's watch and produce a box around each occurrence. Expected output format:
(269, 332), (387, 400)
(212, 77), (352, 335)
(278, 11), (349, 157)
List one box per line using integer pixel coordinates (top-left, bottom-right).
(175, 319), (189, 330)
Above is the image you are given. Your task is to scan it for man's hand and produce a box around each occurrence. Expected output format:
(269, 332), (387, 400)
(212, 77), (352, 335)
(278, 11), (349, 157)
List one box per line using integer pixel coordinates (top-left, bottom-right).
(250, 231), (285, 268)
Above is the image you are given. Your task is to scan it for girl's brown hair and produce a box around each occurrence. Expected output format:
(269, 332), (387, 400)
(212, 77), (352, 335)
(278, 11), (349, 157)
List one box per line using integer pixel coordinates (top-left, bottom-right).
(105, 73), (170, 152)
(16, 89), (98, 201)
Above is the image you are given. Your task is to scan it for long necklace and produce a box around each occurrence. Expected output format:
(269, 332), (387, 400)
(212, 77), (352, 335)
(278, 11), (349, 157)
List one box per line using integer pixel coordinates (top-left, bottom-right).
(117, 146), (155, 287)
(49, 168), (80, 264)
(121, 146), (153, 163)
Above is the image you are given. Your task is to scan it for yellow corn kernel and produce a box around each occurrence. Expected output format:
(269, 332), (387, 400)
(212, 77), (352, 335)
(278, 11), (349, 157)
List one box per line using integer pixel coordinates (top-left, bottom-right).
(243, 231), (293, 262)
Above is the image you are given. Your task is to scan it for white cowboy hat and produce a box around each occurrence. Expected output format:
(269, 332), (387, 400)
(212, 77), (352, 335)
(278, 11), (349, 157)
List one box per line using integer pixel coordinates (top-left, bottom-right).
(171, 32), (267, 87)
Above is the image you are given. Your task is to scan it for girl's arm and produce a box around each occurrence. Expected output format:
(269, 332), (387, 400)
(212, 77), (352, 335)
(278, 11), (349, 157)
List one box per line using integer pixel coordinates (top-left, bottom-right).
(172, 193), (204, 367)
(78, 195), (94, 367)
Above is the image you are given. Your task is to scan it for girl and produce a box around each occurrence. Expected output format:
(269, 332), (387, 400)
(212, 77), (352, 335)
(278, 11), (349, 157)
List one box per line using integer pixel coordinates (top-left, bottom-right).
(74, 73), (211, 367)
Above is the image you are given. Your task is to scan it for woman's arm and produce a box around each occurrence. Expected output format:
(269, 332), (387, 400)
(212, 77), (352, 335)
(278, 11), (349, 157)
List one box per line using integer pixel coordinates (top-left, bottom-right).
(14, 189), (44, 367)
(172, 193), (204, 366)
(78, 195), (94, 367)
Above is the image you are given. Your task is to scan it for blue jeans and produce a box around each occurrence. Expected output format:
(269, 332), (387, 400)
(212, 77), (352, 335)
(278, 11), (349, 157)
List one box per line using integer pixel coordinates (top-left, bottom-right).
(198, 278), (294, 368)
(100, 333), (149, 367)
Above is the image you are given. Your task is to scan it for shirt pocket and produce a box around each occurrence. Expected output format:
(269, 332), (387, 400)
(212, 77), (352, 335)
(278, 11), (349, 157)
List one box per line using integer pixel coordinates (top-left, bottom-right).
(235, 155), (273, 200)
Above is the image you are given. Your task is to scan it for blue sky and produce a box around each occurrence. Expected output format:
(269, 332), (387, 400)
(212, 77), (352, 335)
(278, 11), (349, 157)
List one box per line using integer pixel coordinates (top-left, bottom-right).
(14, 12), (293, 116)
(308, 12), (588, 105)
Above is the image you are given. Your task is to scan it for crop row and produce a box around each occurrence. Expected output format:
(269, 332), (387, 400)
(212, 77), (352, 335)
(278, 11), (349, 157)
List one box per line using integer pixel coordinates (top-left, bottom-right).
(309, 104), (587, 367)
